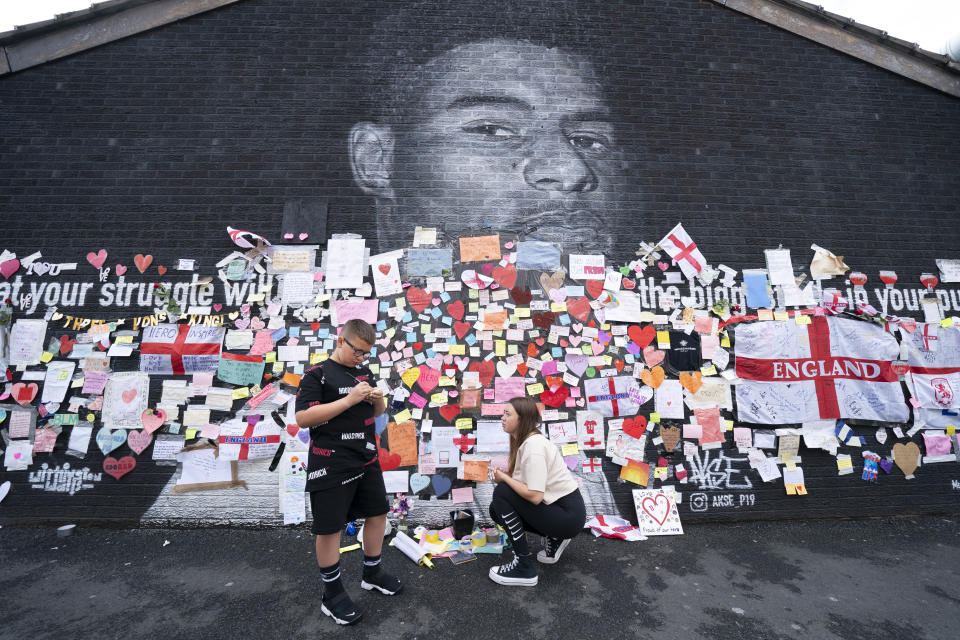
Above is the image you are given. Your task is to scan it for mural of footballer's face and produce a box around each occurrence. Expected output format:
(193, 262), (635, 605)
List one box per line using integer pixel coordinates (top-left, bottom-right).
(351, 39), (632, 256)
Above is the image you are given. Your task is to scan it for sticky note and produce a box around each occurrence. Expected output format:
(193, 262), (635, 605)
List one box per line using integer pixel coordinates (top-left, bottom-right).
(774, 311), (789, 322)
(232, 387), (250, 399)
(455, 418), (473, 430)
(795, 314), (812, 325)
(394, 409), (412, 423)
(649, 412), (660, 424)
(561, 443), (579, 456)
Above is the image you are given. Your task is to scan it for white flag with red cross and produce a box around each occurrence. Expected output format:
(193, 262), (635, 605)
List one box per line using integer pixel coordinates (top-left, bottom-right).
(906, 324), (960, 410)
(584, 376), (641, 418)
(218, 417), (282, 461)
(658, 222), (707, 279)
(734, 316), (907, 424)
(140, 324), (224, 376)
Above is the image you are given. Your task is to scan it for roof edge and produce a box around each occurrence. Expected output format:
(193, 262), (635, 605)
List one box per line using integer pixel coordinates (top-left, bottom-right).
(709, 0), (960, 98)
(0, 0), (242, 76)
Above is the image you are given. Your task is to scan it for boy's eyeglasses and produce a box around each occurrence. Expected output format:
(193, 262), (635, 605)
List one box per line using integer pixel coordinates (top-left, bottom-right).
(343, 336), (371, 358)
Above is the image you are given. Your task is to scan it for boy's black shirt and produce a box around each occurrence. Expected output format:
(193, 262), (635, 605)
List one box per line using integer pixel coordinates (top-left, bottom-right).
(295, 359), (379, 491)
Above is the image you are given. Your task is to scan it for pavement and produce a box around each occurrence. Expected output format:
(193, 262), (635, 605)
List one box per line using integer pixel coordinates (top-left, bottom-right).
(1, 516), (958, 640)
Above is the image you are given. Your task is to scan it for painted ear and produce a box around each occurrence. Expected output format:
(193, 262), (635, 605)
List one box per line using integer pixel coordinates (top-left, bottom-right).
(349, 122), (394, 198)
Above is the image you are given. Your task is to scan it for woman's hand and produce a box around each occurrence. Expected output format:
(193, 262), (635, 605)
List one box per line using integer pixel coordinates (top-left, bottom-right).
(488, 467), (502, 483)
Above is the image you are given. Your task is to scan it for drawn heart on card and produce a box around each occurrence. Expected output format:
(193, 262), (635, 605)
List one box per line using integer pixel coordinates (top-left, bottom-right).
(660, 426), (681, 452)
(378, 448), (401, 471)
(585, 280), (605, 299)
(622, 415), (647, 439)
(134, 254), (153, 273)
(58, 335), (76, 355)
(0, 259), (20, 280)
(407, 286), (431, 313)
(892, 442), (921, 476)
(468, 360), (495, 387)
(431, 474), (452, 497)
(446, 300), (465, 321)
(643, 346), (665, 367)
(410, 473), (430, 493)
(679, 372), (703, 394)
(120, 388), (138, 404)
(510, 286), (532, 305)
(628, 325), (656, 348)
(86, 249), (108, 269)
(438, 404), (462, 422)
(250, 317), (265, 331)
(103, 456), (136, 480)
(641, 493), (671, 526)
(540, 385), (569, 408)
(378, 263), (392, 276)
(539, 270), (565, 293)
(532, 311), (556, 330)
(127, 430), (153, 455)
(96, 428), (127, 455)
(566, 354), (588, 377)
(566, 297), (591, 322)
(418, 367), (441, 394)
(497, 361), (516, 378)
(11, 382), (38, 406)
(492, 263), (517, 289)
(235, 317), (250, 330)
(640, 366), (665, 389)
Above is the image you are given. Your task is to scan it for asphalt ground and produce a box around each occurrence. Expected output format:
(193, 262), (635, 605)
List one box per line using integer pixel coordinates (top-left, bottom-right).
(1, 517), (958, 640)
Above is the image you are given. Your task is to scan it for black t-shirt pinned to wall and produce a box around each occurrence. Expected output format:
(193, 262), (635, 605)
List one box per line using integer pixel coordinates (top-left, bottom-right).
(295, 359), (379, 491)
(666, 330), (701, 374)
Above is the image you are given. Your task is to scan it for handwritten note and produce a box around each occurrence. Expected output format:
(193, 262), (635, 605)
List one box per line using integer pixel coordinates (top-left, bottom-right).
(459, 235), (501, 262)
(387, 420), (418, 467)
(324, 238), (366, 289)
(569, 254), (605, 280)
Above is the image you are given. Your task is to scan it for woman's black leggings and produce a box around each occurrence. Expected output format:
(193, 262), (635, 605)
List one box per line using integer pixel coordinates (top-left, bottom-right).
(488, 482), (586, 555)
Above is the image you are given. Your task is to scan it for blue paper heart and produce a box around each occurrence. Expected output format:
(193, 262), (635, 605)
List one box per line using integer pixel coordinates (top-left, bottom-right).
(410, 473), (430, 493)
(375, 413), (388, 436)
(431, 474), (452, 497)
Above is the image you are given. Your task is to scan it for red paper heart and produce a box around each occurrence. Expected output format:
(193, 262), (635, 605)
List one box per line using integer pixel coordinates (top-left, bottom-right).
(134, 254), (153, 273)
(453, 321), (471, 339)
(848, 272), (867, 286)
(378, 448), (401, 471)
(527, 342), (539, 357)
(540, 385), (569, 408)
(310, 323), (320, 331)
(614, 359), (625, 372)
(103, 456), (136, 480)
(414, 342), (423, 351)
(286, 423), (299, 437)
(468, 360), (495, 386)
(446, 300), (465, 321)
(622, 278), (635, 289)
(532, 311), (556, 330)
(12, 382), (38, 406)
(59, 335), (76, 355)
(438, 404), (462, 422)
(622, 415), (647, 439)
(516, 363), (528, 376)
(628, 325), (656, 348)
(510, 287), (532, 305)
(585, 280), (604, 299)
(566, 296), (591, 322)
(479, 263), (494, 276)
(378, 263), (391, 275)
(492, 263), (517, 289)
(545, 375), (563, 389)
(407, 287), (431, 313)
(157, 265), (167, 275)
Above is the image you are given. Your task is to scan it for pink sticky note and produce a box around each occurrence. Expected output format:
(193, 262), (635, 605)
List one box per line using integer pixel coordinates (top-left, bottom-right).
(541, 360), (558, 376)
(451, 487), (474, 504)
(408, 392), (427, 409)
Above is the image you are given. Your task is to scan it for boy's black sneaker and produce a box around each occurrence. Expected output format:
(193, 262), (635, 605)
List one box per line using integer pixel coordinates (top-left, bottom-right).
(360, 569), (403, 595)
(321, 591), (362, 625)
(488, 553), (538, 586)
(537, 537), (571, 564)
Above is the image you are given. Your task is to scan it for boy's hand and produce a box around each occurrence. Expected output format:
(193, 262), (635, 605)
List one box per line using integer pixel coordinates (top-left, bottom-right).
(365, 387), (384, 404)
(347, 382), (373, 405)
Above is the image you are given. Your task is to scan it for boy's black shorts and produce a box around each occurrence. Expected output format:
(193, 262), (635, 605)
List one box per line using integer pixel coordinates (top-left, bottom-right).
(309, 466), (389, 535)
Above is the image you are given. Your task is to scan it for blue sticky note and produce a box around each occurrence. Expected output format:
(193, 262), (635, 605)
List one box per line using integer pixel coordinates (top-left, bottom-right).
(624, 354), (635, 364)
(288, 326), (301, 338)
(440, 292), (451, 302)
(379, 301), (389, 312)
(430, 307), (442, 318)
(426, 349), (437, 358)
(441, 317), (453, 326)
(551, 347), (562, 358)
(465, 334), (477, 346)
(317, 328), (330, 339)
(414, 353), (426, 364)
(743, 270), (772, 308)
(375, 414), (388, 435)
(270, 328), (287, 342)
(447, 337), (457, 345)
(559, 314), (571, 326)
(406, 332), (417, 342)
(376, 320), (387, 331)
(402, 311), (412, 323)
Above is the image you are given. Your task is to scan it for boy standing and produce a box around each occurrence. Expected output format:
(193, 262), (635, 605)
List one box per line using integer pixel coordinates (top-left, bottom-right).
(295, 318), (402, 625)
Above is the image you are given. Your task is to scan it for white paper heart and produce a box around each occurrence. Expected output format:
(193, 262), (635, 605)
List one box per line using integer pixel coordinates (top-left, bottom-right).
(497, 361), (516, 378)
(876, 428), (887, 445)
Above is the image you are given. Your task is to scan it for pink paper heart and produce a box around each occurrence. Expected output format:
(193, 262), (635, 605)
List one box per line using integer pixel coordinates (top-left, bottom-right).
(235, 317), (250, 330)
(591, 341), (604, 356)
(0, 259), (20, 280)
(569, 336), (582, 347)
(504, 241), (514, 249)
(657, 261), (669, 271)
(127, 430), (153, 455)
(283, 233), (294, 239)
(115, 264), (128, 275)
(549, 288), (567, 304)
(643, 345), (665, 367)
(298, 233), (309, 240)
(250, 317), (265, 331)
(432, 297), (441, 305)
(86, 249), (107, 269)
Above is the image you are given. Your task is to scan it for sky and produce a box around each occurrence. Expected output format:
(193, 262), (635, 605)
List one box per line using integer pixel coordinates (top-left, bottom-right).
(1, 0), (958, 54)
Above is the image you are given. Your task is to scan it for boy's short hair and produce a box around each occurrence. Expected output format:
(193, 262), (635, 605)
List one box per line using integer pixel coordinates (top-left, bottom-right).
(341, 318), (376, 345)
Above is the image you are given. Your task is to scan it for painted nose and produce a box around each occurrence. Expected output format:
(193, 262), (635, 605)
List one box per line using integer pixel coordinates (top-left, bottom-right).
(522, 133), (597, 193)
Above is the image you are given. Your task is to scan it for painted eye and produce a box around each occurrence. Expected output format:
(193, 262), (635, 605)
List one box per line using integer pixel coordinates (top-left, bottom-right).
(462, 122), (518, 137)
(568, 133), (610, 152)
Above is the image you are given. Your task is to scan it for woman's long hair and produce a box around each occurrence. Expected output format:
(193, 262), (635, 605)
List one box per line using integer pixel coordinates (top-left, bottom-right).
(507, 397), (543, 474)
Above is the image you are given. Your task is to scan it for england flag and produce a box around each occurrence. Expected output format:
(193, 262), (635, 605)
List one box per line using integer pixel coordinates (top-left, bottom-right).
(734, 316), (908, 424)
(906, 324), (960, 410)
(658, 222), (707, 280)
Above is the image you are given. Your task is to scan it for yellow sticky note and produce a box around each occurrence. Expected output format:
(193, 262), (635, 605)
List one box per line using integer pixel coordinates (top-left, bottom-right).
(247, 292), (265, 303)
(421, 324), (432, 334)
(724, 419), (734, 431)
(309, 353), (325, 364)
(649, 412), (660, 424)
(720, 332), (731, 348)
(600, 323), (610, 331)
(495, 340), (506, 357)
(940, 318), (954, 328)
(581, 345), (592, 355)
(700, 364), (718, 377)
(515, 308), (530, 318)
(785, 484), (797, 495)
(757, 309), (774, 321)
(795, 314), (812, 325)
(468, 289), (479, 299)
(455, 417), (473, 430)
(946, 425), (956, 436)
(71, 377), (84, 388)
(561, 443), (579, 456)
(540, 353), (553, 362)
(430, 392), (448, 404)
(394, 409), (413, 423)
(232, 387), (250, 399)
(837, 457), (852, 470)
(439, 376), (456, 387)
(526, 383), (545, 395)
(265, 352), (277, 363)
(796, 484), (808, 495)
(602, 355), (612, 365)
(468, 302), (480, 312)
(272, 361), (285, 374)
(58, 369), (70, 381)
(116, 335), (134, 344)
(550, 302), (567, 313)
(774, 311), (789, 322)
(784, 455), (796, 471)
(40, 351), (54, 363)
(656, 331), (670, 347)
(394, 296), (406, 308)
(185, 428), (198, 439)
(449, 344), (466, 355)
